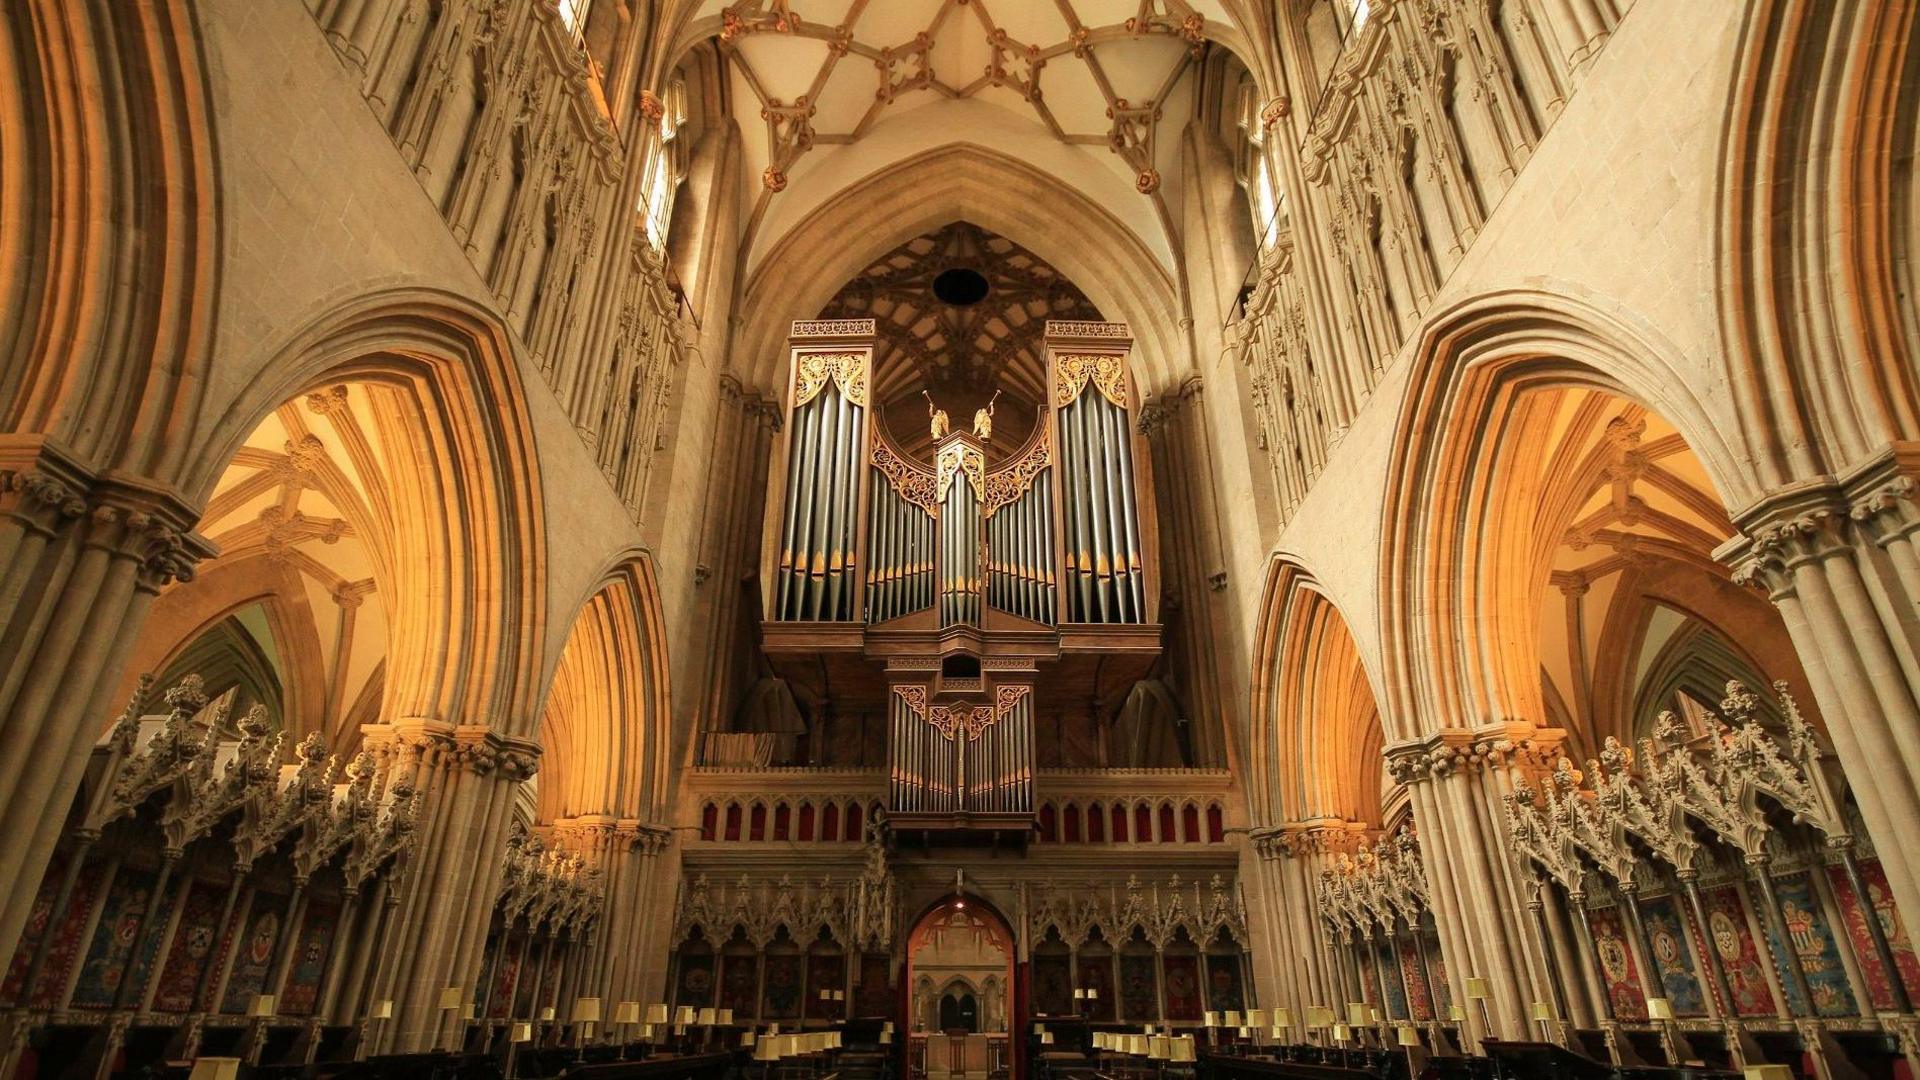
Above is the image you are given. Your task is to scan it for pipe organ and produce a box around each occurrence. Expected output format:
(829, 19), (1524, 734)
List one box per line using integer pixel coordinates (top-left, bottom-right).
(761, 319), (1160, 841)
(888, 684), (1034, 818)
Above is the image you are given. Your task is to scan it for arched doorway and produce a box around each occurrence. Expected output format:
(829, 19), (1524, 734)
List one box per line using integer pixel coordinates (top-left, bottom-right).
(906, 895), (1017, 1079)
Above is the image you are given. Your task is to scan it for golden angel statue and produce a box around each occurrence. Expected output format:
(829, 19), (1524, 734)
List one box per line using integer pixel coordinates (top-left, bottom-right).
(924, 391), (950, 439)
(972, 389), (1001, 440)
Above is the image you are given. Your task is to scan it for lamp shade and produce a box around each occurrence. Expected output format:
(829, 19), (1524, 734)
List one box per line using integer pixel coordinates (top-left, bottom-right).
(1074, 988), (1086, 1000)
(697, 1007), (718, 1025)
(1204, 1011), (1221, 1027)
(1246, 1009), (1269, 1027)
(186, 1059), (242, 1080)
(1647, 998), (1674, 1020)
(1529, 1001), (1557, 1021)
(754, 1038), (781, 1062)
(1744, 1067), (1796, 1080)
(1172, 1037), (1197, 1063)
(1398, 1026), (1422, 1047)
(675, 1005), (696, 1025)
(1225, 1011), (1243, 1027)
(371, 1000), (393, 1020)
(1370, 1008), (1382, 1023)
(1347, 1003), (1370, 1026)
(1271, 1026), (1288, 1041)
(512, 1022), (533, 1043)
(833, 990), (845, 1001)
(574, 997), (602, 1023)
(645, 1004), (669, 1025)
(1151, 1036), (1173, 1059)
(614, 1001), (641, 1025)
(719, 1009), (735, 1024)
(438, 986), (464, 1010)
(741, 1031), (757, 1048)
(769, 1023), (781, 1034)
(1088, 988), (1099, 999)
(1448, 1005), (1467, 1022)
(248, 994), (277, 1018)
(1332, 1024), (1350, 1042)
(540, 1007), (556, 1021)
(462, 1003), (477, 1020)
(1272, 1008), (1292, 1027)
(1040, 1032), (1054, 1045)
(1465, 977), (1490, 1000)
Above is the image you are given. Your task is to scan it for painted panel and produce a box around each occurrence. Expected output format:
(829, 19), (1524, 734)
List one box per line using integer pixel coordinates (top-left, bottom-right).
(1119, 952), (1157, 1021)
(856, 953), (892, 1017)
(1077, 953), (1115, 1021)
(718, 952), (759, 1017)
(675, 949), (715, 1008)
(279, 898), (338, 1016)
(1030, 952), (1071, 1016)
(1162, 953), (1203, 1020)
(1826, 858), (1920, 1009)
(1693, 884), (1775, 1018)
(219, 893), (289, 1014)
(1376, 942), (1408, 1019)
(1, 851), (80, 1007)
(1428, 936), (1452, 1015)
(1639, 894), (1707, 1016)
(71, 867), (163, 1009)
(1205, 953), (1245, 1012)
(1587, 905), (1647, 1020)
(1761, 872), (1854, 1017)
(152, 879), (227, 1013)
(804, 952), (845, 1019)
(1396, 937), (1432, 1021)
(762, 952), (803, 1018)
(488, 937), (524, 1019)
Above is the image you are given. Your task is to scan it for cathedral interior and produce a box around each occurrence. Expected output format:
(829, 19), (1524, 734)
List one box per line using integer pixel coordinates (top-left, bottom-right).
(3, 0), (1919, 1079)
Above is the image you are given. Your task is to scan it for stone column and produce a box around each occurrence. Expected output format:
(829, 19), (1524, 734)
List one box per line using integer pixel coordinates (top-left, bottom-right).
(1387, 730), (1566, 1046)
(1723, 459), (1920, 930)
(0, 450), (210, 966)
(554, 818), (674, 1007)
(362, 723), (539, 1051)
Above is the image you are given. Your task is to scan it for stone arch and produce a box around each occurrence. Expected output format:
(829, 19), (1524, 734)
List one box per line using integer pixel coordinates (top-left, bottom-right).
(183, 287), (547, 735)
(1378, 289), (1753, 740)
(735, 144), (1187, 396)
(1248, 558), (1390, 829)
(0, 0), (220, 482)
(1715, 0), (1920, 483)
(536, 552), (673, 825)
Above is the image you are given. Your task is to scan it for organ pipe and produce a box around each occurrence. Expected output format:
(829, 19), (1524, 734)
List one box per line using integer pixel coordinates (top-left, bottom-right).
(887, 684), (1033, 818)
(1050, 342), (1146, 624)
(772, 338), (872, 621)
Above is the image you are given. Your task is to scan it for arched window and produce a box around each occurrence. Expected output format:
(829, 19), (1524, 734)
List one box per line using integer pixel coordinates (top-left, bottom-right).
(1134, 804), (1153, 843)
(1235, 78), (1285, 249)
(822, 802), (840, 842)
(1112, 804), (1129, 842)
(773, 802), (791, 841)
(1038, 804), (1058, 842)
(724, 802), (742, 842)
(798, 803), (816, 842)
(1088, 803), (1106, 843)
(1064, 803), (1082, 843)
(1158, 803), (1177, 844)
(749, 803), (767, 842)
(845, 801), (864, 840)
(700, 802), (718, 841)
(1181, 804), (1201, 843)
(1206, 804), (1225, 844)
(639, 78), (689, 251)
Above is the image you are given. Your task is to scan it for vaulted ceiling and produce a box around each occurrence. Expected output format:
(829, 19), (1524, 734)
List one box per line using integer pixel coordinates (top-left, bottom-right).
(821, 221), (1101, 462)
(677, 0), (1246, 275)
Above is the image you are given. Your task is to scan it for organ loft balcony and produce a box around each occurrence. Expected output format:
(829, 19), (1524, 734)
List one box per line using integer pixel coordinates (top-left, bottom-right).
(756, 318), (1162, 841)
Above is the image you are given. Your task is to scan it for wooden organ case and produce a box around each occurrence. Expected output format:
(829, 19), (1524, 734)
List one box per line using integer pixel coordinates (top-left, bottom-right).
(760, 319), (1161, 843)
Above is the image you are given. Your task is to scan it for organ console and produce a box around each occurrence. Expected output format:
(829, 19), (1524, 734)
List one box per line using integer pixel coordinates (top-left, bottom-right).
(759, 318), (1161, 841)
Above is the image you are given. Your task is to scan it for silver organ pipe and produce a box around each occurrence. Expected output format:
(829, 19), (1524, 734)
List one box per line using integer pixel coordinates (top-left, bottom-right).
(865, 443), (937, 623)
(773, 339), (872, 621)
(983, 431), (1056, 624)
(1050, 347), (1146, 623)
(888, 684), (1033, 818)
(935, 439), (984, 628)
